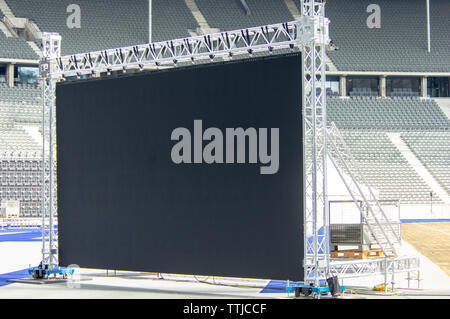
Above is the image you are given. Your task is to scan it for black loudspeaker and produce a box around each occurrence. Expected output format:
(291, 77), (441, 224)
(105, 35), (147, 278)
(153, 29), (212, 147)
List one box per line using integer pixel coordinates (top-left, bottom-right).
(33, 269), (44, 279)
(302, 286), (312, 297)
(326, 276), (341, 297)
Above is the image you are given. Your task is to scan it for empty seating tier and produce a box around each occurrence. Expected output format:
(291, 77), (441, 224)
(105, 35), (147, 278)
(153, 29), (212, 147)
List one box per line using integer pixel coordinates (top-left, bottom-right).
(0, 159), (42, 217)
(339, 130), (442, 204)
(326, 0), (450, 72)
(0, 84), (41, 105)
(401, 132), (450, 193)
(0, 31), (38, 60)
(6, 0), (149, 55)
(327, 97), (450, 131)
(195, 0), (292, 31)
(151, 0), (199, 42)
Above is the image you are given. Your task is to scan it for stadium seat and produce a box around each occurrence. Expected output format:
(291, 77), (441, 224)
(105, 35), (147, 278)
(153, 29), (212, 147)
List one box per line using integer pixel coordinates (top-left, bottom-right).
(326, 0), (450, 72)
(327, 96), (450, 131)
(337, 130), (443, 204)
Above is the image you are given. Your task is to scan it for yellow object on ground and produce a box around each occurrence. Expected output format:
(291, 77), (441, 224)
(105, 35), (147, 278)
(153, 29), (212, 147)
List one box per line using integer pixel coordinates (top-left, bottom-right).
(373, 284), (390, 292)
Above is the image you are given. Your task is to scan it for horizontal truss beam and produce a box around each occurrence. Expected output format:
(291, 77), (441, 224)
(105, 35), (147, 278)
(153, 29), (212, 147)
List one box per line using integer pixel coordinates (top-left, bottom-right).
(328, 257), (420, 279)
(47, 19), (315, 78)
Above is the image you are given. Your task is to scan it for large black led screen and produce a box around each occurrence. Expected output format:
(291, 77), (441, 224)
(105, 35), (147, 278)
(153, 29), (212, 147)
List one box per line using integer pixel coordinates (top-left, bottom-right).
(57, 53), (303, 280)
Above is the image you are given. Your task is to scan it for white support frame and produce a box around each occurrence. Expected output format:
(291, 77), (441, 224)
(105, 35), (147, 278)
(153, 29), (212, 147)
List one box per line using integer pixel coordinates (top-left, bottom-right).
(301, 0), (330, 285)
(328, 257), (420, 280)
(41, 1), (418, 288)
(40, 33), (61, 270)
(48, 20), (313, 77)
(39, 17), (323, 280)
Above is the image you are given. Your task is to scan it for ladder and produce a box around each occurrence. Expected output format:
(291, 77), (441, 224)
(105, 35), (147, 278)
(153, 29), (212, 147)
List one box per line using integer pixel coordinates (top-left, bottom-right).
(327, 123), (401, 257)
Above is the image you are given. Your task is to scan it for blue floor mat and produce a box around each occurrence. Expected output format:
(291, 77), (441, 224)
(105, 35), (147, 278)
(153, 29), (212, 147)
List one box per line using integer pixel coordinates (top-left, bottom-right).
(0, 229), (43, 242)
(0, 268), (33, 287)
(260, 280), (303, 293)
(401, 219), (450, 223)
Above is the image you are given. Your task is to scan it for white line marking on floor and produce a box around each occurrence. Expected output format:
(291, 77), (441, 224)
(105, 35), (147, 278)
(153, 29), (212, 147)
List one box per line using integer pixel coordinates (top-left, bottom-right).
(415, 223), (450, 236)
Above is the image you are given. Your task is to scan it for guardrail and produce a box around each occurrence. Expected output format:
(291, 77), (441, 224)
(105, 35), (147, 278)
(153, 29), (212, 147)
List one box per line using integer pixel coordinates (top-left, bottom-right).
(0, 217), (42, 229)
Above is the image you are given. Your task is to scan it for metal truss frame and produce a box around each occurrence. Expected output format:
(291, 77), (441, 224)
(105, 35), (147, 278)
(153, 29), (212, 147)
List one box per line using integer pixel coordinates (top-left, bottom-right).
(301, 0), (330, 285)
(48, 20), (314, 78)
(40, 33), (61, 270)
(39, 16), (323, 279)
(40, 1), (415, 288)
(330, 256), (421, 291)
(328, 257), (420, 280)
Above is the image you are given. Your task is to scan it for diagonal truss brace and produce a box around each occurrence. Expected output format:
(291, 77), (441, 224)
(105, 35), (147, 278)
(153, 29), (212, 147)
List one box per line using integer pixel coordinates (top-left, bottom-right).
(327, 123), (402, 256)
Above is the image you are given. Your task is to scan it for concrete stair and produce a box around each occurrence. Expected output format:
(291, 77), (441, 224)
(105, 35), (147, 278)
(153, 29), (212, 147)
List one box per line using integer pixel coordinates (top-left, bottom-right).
(184, 0), (220, 35)
(0, 0), (42, 57)
(387, 132), (450, 205)
(434, 98), (450, 121)
(0, 0), (14, 17)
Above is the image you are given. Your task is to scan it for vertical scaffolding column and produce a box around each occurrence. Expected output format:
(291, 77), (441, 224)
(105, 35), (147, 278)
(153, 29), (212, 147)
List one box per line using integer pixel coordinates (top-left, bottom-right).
(301, 0), (329, 285)
(40, 33), (61, 270)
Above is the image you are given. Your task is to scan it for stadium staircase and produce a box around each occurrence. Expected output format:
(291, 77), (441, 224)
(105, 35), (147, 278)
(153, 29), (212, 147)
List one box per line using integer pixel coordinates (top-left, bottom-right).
(284, 0), (301, 19)
(183, 0), (219, 35)
(338, 130), (440, 204)
(0, 0), (12, 18)
(0, 0), (41, 57)
(434, 98), (450, 121)
(400, 132), (450, 197)
(387, 133), (450, 205)
(195, 0), (292, 31)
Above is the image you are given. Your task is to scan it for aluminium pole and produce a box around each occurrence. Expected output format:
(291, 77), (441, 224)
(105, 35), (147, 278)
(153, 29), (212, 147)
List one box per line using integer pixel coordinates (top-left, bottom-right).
(301, 0), (329, 286)
(40, 33), (61, 270)
(319, 5), (330, 280)
(149, 0), (152, 43)
(40, 73), (47, 266)
(426, 0), (431, 53)
(48, 77), (55, 269)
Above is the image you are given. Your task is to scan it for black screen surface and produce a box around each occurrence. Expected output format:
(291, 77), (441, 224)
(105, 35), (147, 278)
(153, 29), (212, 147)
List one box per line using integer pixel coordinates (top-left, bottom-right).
(57, 54), (304, 281)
